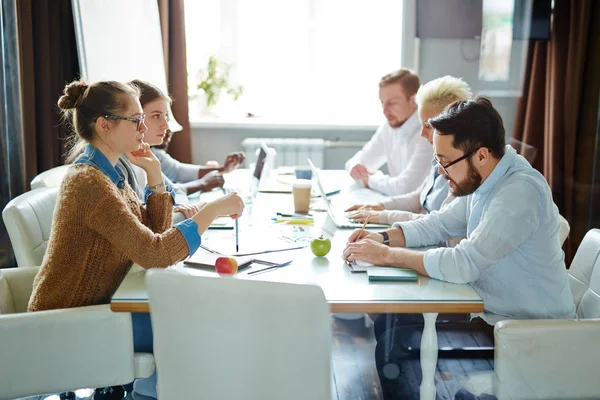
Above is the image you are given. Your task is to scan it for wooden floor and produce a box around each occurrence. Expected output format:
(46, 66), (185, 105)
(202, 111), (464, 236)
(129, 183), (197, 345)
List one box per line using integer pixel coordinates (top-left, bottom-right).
(330, 316), (495, 400)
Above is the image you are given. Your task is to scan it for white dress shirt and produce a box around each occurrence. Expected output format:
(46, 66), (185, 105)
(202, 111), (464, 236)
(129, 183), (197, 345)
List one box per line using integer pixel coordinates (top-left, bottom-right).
(345, 112), (432, 196)
(395, 146), (576, 323)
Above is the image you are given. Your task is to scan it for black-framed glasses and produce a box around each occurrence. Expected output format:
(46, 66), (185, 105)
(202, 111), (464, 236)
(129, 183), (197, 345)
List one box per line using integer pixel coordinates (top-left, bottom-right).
(104, 114), (146, 131)
(434, 149), (477, 176)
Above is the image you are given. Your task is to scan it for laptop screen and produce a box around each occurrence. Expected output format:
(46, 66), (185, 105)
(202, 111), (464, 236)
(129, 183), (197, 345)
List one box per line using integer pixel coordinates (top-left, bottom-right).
(253, 143), (268, 180)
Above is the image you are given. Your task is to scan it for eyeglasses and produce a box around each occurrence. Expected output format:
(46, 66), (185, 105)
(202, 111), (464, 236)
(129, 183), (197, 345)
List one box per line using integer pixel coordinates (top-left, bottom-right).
(104, 114), (146, 131)
(434, 149), (477, 176)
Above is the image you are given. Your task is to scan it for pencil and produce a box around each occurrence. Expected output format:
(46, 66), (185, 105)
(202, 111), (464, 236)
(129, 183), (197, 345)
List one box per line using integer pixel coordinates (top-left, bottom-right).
(235, 219), (239, 253)
(356, 213), (371, 241)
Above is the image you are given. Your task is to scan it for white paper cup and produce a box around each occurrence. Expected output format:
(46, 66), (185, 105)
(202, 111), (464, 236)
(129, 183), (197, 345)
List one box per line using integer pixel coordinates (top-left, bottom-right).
(292, 179), (312, 213)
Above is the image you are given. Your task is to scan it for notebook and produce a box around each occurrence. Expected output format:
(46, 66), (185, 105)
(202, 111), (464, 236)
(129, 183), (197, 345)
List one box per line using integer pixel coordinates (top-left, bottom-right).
(184, 251), (254, 270)
(367, 267), (418, 282)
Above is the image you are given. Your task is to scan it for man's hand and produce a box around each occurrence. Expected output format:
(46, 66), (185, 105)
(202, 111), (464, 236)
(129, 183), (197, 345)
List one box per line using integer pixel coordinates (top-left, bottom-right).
(347, 229), (384, 244)
(221, 152), (246, 173)
(343, 239), (390, 265)
(349, 164), (370, 181)
(198, 171), (225, 192)
(345, 203), (384, 212)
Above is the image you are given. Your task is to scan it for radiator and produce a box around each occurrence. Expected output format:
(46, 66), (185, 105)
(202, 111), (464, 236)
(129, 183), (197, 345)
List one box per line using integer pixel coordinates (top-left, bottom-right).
(241, 138), (325, 168)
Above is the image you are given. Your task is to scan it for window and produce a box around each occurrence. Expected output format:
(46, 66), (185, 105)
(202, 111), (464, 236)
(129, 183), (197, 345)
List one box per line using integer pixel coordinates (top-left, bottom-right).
(185, 0), (403, 125)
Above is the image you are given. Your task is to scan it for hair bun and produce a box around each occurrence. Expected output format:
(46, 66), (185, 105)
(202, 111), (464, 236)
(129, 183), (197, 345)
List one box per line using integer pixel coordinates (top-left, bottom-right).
(57, 80), (89, 110)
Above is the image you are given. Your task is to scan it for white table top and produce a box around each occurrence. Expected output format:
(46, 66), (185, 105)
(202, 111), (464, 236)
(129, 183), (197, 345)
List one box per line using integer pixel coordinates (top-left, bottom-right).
(111, 170), (483, 314)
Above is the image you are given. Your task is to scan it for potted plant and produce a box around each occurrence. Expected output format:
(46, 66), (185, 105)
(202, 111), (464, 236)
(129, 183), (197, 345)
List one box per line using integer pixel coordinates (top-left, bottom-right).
(192, 55), (243, 116)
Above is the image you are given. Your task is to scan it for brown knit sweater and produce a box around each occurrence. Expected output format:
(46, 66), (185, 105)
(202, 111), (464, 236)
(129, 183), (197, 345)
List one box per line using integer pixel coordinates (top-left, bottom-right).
(28, 164), (190, 312)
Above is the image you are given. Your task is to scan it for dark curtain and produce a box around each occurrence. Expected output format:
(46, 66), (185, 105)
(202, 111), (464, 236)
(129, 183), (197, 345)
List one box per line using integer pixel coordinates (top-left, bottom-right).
(512, 0), (600, 260)
(17, 0), (80, 187)
(157, 0), (193, 164)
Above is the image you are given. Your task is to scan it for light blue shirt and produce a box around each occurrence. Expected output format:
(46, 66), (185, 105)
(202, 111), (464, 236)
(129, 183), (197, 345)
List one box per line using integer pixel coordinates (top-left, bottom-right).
(421, 160), (449, 213)
(396, 146), (576, 321)
(75, 144), (201, 256)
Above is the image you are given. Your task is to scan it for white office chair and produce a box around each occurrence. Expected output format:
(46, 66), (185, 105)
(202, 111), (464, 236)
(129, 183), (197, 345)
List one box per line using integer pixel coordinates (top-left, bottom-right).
(0, 266), (155, 399)
(147, 269), (332, 400)
(30, 164), (71, 189)
(492, 229), (600, 399)
(2, 187), (59, 267)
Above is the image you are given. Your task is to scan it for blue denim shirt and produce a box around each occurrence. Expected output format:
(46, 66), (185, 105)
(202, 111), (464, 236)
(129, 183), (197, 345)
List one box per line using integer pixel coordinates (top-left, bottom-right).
(396, 146), (576, 321)
(74, 144), (201, 255)
(421, 159), (450, 213)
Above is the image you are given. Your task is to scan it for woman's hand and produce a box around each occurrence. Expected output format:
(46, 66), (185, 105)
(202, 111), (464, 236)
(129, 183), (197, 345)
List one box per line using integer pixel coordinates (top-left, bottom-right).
(174, 204), (204, 219)
(221, 152), (246, 173)
(208, 192), (245, 219)
(343, 239), (389, 265)
(344, 203), (384, 212)
(127, 142), (160, 172)
(348, 210), (382, 223)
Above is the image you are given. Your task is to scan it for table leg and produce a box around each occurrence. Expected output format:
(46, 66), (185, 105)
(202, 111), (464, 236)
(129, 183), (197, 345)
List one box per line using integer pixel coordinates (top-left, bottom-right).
(420, 312), (439, 400)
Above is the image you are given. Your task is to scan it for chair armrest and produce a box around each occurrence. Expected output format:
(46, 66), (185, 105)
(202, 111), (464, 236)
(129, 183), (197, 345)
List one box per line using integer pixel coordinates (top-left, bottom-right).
(494, 318), (600, 399)
(0, 304), (136, 400)
(2, 266), (39, 312)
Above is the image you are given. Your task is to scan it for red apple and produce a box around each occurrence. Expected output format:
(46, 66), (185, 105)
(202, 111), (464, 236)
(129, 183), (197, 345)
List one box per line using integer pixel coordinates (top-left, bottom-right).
(215, 257), (238, 275)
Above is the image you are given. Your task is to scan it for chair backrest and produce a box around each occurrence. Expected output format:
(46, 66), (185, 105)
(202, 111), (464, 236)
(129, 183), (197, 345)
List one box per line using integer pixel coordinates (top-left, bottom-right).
(558, 214), (570, 246)
(2, 187), (59, 267)
(509, 138), (538, 164)
(30, 165), (70, 189)
(568, 228), (600, 319)
(147, 270), (332, 400)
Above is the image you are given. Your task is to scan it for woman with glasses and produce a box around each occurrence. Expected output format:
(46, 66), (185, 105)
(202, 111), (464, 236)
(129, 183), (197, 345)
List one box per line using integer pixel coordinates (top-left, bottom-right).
(345, 76), (471, 231)
(27, 80), (245, 400)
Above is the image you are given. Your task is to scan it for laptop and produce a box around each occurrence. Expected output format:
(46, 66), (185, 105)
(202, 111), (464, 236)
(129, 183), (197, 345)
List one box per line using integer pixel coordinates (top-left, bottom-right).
(221, 140), (273, 197)
(307, 159), (388, 229)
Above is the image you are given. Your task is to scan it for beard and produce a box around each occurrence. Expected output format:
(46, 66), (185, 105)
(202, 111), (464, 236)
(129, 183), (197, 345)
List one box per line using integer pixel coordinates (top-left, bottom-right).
(446, 159), (482, 197)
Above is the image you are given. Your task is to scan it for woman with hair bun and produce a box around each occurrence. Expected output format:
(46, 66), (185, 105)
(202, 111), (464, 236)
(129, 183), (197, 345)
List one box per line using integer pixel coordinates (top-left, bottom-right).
(29, 80), (244, 399)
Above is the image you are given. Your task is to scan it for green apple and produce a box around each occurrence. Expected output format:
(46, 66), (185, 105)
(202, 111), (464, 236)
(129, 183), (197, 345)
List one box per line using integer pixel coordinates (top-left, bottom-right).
(311, 235), (331, 257)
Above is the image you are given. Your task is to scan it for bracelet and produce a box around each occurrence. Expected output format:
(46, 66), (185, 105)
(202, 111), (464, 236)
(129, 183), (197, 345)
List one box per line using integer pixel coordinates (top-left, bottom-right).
(378, 231), (390, 246)
(148, 181), (166, 191)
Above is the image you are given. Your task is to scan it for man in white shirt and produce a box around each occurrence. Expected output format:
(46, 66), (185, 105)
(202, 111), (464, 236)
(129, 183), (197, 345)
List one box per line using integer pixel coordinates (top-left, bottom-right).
(343, 97), (575, 399)
(345, 69), (432, 196)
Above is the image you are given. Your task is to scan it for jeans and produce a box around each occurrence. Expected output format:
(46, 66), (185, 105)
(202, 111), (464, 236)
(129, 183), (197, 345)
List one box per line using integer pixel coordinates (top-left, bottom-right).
(132, 312), (153, 353)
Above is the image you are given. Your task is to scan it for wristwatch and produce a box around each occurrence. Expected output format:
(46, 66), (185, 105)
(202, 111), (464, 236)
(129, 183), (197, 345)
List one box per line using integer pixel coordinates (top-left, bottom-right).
(378, 231), (390, 246)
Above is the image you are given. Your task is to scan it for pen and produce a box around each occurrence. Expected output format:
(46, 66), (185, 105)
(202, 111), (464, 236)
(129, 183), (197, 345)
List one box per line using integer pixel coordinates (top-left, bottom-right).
(273, 219), (314, 225)
(235, 219), (239, 253)
(247, 261), (292, 276)
(277, 212), (313, 218)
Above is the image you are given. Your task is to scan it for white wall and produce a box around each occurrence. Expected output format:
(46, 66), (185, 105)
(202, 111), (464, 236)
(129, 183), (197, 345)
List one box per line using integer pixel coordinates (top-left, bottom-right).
(191, 38), (527, 169)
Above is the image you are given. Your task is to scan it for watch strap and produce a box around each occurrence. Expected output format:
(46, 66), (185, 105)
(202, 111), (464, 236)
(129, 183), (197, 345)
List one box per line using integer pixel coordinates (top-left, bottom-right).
(379, 231), (390, 246)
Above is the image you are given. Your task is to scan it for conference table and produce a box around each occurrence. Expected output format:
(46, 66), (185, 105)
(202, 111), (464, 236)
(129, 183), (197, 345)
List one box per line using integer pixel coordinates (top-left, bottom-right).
(110, 170), (484, 400)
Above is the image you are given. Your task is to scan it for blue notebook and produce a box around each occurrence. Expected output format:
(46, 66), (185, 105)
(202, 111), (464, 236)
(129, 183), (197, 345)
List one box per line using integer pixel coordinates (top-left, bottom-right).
(367, 267), (418, 282)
